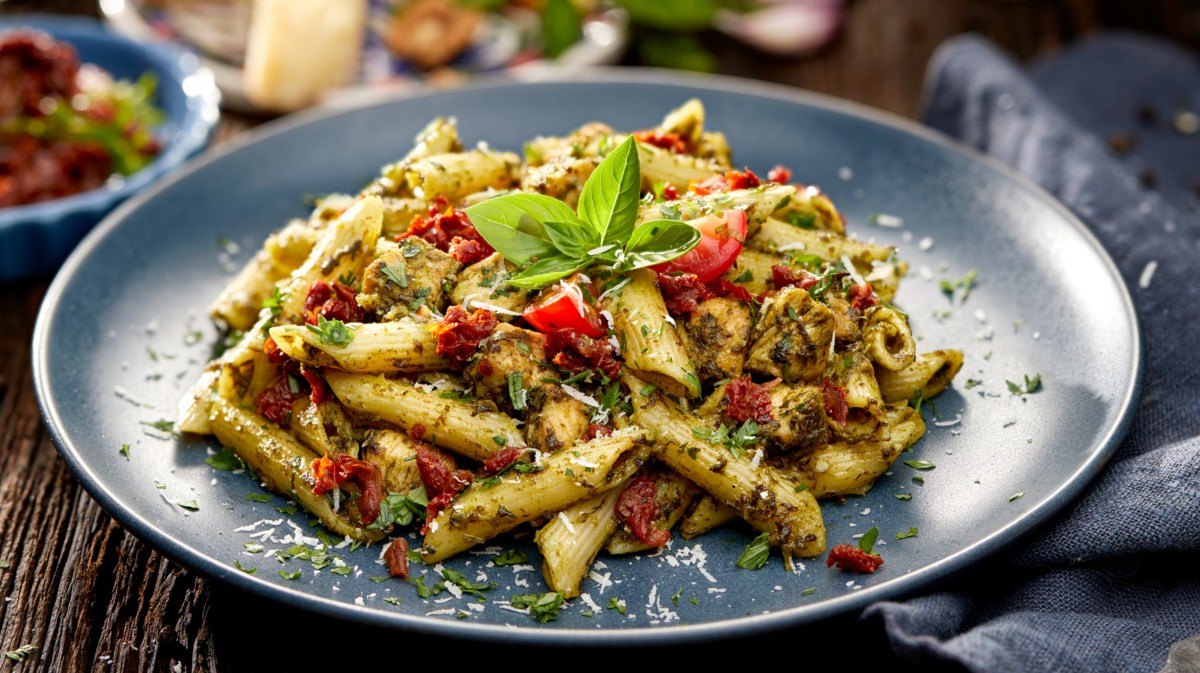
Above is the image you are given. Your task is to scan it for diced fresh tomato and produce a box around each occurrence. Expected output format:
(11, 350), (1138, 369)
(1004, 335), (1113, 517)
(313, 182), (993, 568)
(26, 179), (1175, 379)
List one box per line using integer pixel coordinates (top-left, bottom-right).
(651, 209), (747, 283)
(522, 278), (605, 338)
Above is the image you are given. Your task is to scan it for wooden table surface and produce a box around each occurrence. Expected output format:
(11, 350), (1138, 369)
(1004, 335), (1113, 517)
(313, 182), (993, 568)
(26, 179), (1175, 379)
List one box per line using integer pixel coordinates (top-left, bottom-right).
(1, 1), (1194, 670)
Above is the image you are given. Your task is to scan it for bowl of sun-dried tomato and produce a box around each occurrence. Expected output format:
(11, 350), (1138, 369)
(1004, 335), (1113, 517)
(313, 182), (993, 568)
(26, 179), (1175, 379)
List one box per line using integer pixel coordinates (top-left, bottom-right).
(0, 15), (220, 280)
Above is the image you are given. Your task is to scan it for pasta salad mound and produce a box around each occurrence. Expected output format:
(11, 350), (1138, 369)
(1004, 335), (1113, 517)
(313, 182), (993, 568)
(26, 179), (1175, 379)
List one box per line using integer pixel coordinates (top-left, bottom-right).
(179, 99), (962, 600)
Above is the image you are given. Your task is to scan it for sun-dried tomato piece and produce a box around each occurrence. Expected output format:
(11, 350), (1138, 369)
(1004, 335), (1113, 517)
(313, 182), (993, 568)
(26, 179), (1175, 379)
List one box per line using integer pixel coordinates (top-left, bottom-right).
(771, 264), (820, 291)
(255, 374), (305, 425)
(723, 375), (777, 424)
(847, 283), (878, 311)
(826, 543), (884, 573)
(767, 165), (792, 184)
(385, 538), (410, 578)
(657, 273), (755, 316)
(299, 366), (328, 406)
(544, 329), (621, 378)
(416, 445), (473, 497)
(660, 183), (680, 200)
(422, 492), (455, 534)
(689, 168), (762, 196)
(303, 280), (364, 326)
(409, 423), (426, 440)
(820, 377), (849, 426)
(483, 445), (522, 474)
(632, 129), (693, 154)
(399, 196), (494, 260)
(310, 453), (383, 524)
(582, 423), (614, 442)
(615, 475), (671, 548)
(433, 305), (498, 369)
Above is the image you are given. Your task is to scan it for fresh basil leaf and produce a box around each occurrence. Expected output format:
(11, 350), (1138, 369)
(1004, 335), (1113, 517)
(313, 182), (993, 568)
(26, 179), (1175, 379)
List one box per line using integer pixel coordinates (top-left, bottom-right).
(619, 219), (701, 270)
(465, 194), (572, 265)
(504, 256), (590, 289)
(577, 136), (641, 247)
(541, 219), (597, 259)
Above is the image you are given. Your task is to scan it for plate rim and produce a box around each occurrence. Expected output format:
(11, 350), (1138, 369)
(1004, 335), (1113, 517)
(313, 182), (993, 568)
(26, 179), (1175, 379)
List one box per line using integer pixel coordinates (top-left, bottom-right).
(32, 67), (1144, 645)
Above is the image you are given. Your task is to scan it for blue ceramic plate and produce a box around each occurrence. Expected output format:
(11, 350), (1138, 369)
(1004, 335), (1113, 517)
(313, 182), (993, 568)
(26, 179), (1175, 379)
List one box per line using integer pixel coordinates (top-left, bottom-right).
(33, 71), (1141, 645)
(0, 15), (219, 280)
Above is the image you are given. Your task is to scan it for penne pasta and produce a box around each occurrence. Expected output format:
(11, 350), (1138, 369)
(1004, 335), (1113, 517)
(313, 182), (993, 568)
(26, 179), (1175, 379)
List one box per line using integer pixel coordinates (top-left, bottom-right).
(268, 321), (447, 373)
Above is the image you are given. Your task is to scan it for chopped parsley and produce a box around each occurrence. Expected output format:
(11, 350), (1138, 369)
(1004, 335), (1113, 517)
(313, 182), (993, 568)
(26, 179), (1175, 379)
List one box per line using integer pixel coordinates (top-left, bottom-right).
(671, 587), (684, 605)
(140, 419), (177, 435)
(4, 645), (39, 662)
(507, 372), (527, 411)
(243, 542), (264, 553)
(784, 210), (817, 229)
(965, 378), (983, 389)
(261, 287), (284, 319)
(493, 549), (527, 566)
(305, 315), (355, 347)
(408, 287), (433, 311)
(234, 560), (257, 574)
(176, 499), (200, 511)
(245, 493), (272, 503)
(511, 592), (566, 623)
(119, 443), (130, 460)
(858, 526), (879, 554)
(895, 493), (913, 501)
(692, 419), (761, 459)
(278, 570), (302, 580)
(736, 531), (771, 570)
(896, 527), (919, 540)
(800, 587), (816, 596)
(607, 596), (626, 615)
(204, 446), (244, 471)
(383, 596), (403, 606)
(382, 263), (409, 288)
(1006, 373), (1042, 396)
(369, 487), (429, 530)
(1009, 492), (1025, 502)
(904, 460), (936, 470)
(940, 269), (977, 302)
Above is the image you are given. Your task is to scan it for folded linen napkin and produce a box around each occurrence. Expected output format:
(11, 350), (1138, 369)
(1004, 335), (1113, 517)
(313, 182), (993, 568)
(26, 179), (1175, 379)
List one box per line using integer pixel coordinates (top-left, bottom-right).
(863, 32), (1200, 673)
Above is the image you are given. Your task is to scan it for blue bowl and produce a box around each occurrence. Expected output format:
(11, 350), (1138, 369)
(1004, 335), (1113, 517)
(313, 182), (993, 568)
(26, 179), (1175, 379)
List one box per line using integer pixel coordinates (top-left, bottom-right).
(0, 15), (220, 281)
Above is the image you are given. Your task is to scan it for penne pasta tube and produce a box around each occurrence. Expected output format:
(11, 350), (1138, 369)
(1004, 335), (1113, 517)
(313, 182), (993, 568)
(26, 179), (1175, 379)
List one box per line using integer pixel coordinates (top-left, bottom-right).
(404, 150), (521, 202)
(605, 268), (700, 398)
(626, 375), (825, 564)
(749, 217), (895, 270)
(289, 397), (359, 458)
(636, 142), (724, 188)
(536, 484), (626, 598)
(207, 396), (383, 542)
(720, 247), (779, 295)
(679, 494), (739, 539)
(420, 429), (649, 562)
(268, 321), (447, 373)
(771, 185), (845, 234)
(862, 305), (916, 372)
(277, 195), (384, 324)
(372, 117), (463, 195)
(637, 185), (796, 235)
(876, 350), (964, 404)
(324, 371), (523, 462)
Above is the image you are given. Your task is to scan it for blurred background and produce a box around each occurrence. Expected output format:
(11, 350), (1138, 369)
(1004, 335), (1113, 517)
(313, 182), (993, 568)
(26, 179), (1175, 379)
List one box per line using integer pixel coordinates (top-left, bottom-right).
(6, 0), (1199, 119)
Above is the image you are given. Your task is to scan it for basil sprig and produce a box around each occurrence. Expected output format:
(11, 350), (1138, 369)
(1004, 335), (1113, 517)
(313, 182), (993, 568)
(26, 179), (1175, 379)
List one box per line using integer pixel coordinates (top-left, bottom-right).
(465, 137), (700, 289)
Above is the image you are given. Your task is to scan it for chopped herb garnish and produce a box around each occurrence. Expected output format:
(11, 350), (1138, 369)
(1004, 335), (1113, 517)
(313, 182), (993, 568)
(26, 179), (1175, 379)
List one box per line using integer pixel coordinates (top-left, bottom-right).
(337, 270), (358, 288)
(408, 287), (433, 311)
(119, 443), (130, 460)
(305, 315), (355, 347)
(331, 565), (353, 576)
(904, 460), (936, 470)
(896, 527), (919, 540)
(245, 493), (271, 503)
(507, 372), (527, 411)
(858, 527), (879, 554)
(912, 476), (925, 484)
(492, 435), (508, 446)
(639, 383), (657, 396)
(177, 499), (200, 511)
(794, 483), (808, 492)
(141, 419), (176, 435)
(369, 487), (429, 530)
(800, 587), (816, 596)
(607, 596), (626, 614)
(382, 263), (409, 288)
(940, 269), (977, 302)
(965, 379), (983, 389)
(383, 596), (403, 605)
(493, 549), (527, 566)
(279, 570), (302, 580)
(894, 493), (913, 501)
(1006, 373), (1042, 395)
(4, 645), (39, 662)
(1009, 492), (1025, 502)
(784, 211), (817, 229)
(370, 575), (391, 584)
(511, 592), (566, 623)
(736, 531), (771, 570)
(205, 446), (244, 471)
(243, 542), (264, 553)
(671, 587), (684, 606)
(234, 560), (257, 574)
(733, 269), (754, 283)
(275, 505), (299, 515)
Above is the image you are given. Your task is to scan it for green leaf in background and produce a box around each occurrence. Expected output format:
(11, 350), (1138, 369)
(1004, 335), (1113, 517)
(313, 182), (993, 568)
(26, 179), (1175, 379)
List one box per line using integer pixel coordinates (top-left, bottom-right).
(541, 219), (597, 259)
(541, 0), (583, 59)
(577, 136), (642, 247)
(505, 256), (590, 289)
(619, 219), (701, 270)
(617, 0), (718, 30)
(465, 194), (570, 265)
(638, 33), (717, 73)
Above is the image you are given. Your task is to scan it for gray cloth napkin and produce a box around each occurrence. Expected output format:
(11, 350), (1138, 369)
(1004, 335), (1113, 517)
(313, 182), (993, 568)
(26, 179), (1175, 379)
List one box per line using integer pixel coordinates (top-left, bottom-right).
(863, 32), (1200, 673)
